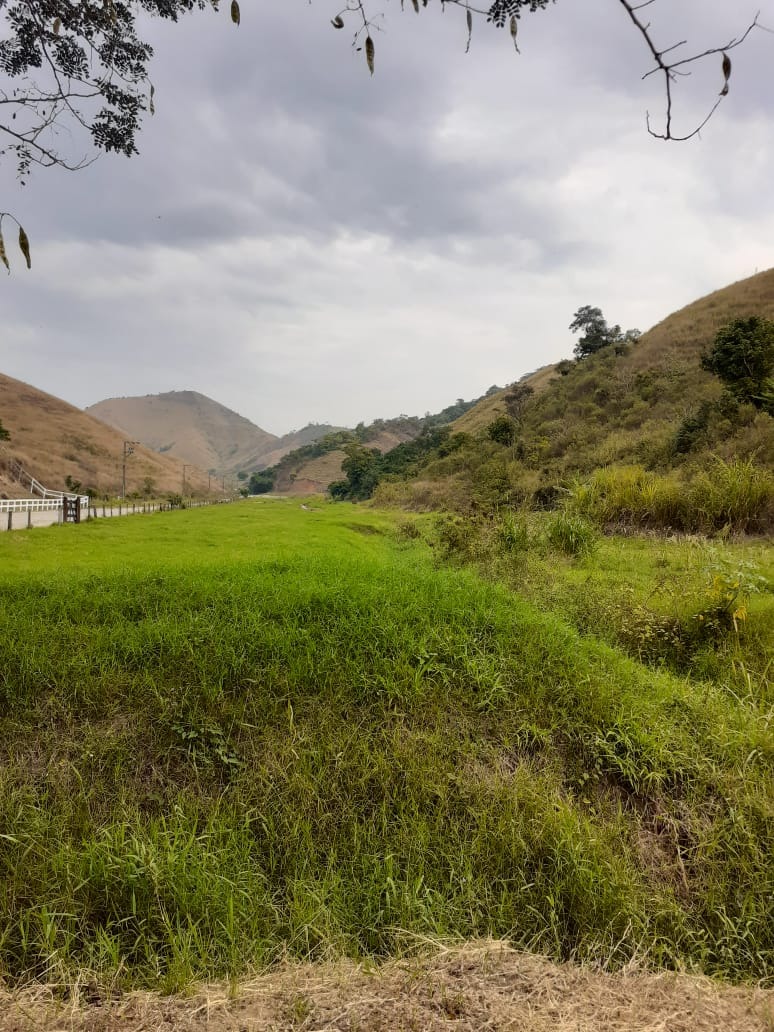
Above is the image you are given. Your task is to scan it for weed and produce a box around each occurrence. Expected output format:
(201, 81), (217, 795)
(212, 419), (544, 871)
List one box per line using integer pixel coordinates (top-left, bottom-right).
(544, 512), (598, 557)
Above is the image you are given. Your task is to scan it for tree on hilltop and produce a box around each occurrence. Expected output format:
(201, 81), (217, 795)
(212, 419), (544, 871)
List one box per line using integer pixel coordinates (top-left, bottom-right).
(570, 306), (640, 361)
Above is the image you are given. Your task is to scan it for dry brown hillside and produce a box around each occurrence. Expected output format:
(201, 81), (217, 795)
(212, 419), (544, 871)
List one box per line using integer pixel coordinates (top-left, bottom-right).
(87, 391), (278, 475)
(0, 373), (212, 498)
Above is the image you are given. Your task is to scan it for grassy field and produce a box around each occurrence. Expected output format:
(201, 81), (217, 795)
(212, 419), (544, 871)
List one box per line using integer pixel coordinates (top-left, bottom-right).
(0, 500), (772, 990)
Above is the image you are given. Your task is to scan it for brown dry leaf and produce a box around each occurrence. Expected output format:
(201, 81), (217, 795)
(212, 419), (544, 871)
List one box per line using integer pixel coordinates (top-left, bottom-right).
(365, 35), (375, 74)
(510, 14), (519, 51)
(0, 229), (9, 273)
(52, 17), (61, 34)
(331, 15), (344, 28)
(18, 226), (31, 270)
(411, 0), (419, 12)
(465, 7), (472, 53)
(230, 0), (240, 26)
(720, 51), (731, 96)
(149, 82), (155, 115)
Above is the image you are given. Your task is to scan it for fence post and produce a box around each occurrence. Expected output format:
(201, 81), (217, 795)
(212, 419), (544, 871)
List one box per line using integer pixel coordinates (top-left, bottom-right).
(6, 511), (12, 531)
(27, 509), (32, 529)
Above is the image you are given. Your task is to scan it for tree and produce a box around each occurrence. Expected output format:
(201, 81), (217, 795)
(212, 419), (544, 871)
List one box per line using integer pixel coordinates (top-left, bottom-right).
(0, 0), (768, 183)
(701, 316), (774, 413)
(503, 382), (533, 426)
(569, 306), (640, 360)
(0, 417), (9, 441)
(486, 414), (516, 446)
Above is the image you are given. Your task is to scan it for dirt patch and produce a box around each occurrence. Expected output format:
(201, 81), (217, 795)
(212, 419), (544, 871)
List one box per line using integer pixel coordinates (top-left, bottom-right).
(1, 942), (771, 1031)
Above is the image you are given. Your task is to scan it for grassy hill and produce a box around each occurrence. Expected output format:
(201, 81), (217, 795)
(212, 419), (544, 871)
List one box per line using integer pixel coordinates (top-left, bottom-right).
(0, 373), (213, 499)
(374, 269), (774, 519)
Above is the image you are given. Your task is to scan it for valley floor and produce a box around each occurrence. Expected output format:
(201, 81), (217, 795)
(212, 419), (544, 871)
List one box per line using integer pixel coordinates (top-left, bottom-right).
(1, 942), (772, 1031)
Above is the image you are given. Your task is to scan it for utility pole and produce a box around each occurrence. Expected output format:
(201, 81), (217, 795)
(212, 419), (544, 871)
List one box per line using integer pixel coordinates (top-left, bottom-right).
(122, 441), (138, 500)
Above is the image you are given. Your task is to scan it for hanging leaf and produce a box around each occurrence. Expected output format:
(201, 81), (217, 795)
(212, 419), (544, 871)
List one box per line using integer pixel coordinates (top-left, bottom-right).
(230, 0), (240, 26)
(149, 83), (155, 116)
(52, 17), (61, 34)
(465, 8), (472, 53)
(510, 15), (519, 52)
(18, 225), (31, 270)
(411, 0), (419, 12)
(331, 15), (344, 28)
(720, 52), (731, 96)
(0, 229), (9, 274)
(365, 35), (375, 75)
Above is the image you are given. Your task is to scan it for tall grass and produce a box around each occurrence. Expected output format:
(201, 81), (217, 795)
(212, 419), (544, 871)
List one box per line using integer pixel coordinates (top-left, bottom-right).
(0, 501), (772, 987)
(566, 459), (774, 533)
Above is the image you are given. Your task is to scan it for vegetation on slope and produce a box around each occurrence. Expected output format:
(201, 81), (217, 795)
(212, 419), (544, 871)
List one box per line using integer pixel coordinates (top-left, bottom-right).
(251, 391), (499, 495)
(370, 276), (774, 524)
(0, 502), (772, 990)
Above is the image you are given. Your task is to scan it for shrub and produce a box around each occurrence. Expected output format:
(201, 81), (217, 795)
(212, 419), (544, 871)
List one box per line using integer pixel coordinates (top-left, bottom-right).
(544, 512), (598, 557)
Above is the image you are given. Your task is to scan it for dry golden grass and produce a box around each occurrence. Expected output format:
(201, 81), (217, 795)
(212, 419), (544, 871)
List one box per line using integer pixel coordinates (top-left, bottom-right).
(1, 943), (770, 1031)
(454, 366), (559, 436)
(634, 267), (774, 371)
(274, 449), (348, 494)
(0, 373), (213, 498)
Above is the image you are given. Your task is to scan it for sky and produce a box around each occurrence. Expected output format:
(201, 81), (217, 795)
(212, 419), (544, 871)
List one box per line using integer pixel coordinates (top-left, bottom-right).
(1, 0), (773, 436)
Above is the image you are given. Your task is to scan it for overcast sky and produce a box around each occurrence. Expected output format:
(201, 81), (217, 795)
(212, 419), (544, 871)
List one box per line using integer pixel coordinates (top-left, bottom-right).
(1, 0), (772, 435)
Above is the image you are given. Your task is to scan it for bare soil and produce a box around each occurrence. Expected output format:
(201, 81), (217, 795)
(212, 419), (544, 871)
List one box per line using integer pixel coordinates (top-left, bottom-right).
(1, 942), (771, 1031)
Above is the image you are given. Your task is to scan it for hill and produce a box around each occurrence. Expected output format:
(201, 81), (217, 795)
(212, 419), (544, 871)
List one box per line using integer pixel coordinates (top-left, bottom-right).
(262, 395), (497, 496)
(86, 391), (286, 475)
(0, 373), (213, 499)
(371, 269), (774, 515)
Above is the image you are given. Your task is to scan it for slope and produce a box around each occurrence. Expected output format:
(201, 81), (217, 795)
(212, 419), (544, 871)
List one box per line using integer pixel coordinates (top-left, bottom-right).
(0, 373), (212, 498)
(379, 268), (774, 512)
(86, 391), (279, 475)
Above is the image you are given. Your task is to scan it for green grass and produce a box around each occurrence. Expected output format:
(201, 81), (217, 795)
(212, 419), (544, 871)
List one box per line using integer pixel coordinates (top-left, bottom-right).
(0, 500), (772, 988)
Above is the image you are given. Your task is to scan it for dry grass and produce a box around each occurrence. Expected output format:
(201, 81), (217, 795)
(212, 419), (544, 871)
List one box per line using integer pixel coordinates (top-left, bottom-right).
(453, 366), (559, 436)
(0, 373), (213, 498)
(1, 942), (771, 1031)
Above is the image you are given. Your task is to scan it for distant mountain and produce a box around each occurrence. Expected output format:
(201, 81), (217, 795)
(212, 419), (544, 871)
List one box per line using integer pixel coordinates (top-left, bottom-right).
(0, 374), (212, 499)
(86, 391), (337, 476)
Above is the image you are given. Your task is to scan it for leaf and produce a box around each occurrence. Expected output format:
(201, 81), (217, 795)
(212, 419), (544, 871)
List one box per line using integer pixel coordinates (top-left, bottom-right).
(365, 35), (375, 75)
(331, 15), (344, 29)
(18, 225), (31, 270)
(510, 15), (520, 52)
(411, 0), (419, 11)
(0, 229), (9, 274)
(53, 17), (61, 34)
(230, 0), (240, 26)
(149, 82), (155, 116)
(720, 51), (731, 96)
(465, 8), (472, 53)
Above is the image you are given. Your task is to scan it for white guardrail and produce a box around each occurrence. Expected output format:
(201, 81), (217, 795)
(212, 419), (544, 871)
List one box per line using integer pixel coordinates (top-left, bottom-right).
(0, 496), (89, 513)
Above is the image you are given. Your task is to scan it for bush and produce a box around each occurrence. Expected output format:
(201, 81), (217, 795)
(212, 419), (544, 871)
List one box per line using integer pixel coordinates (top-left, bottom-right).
(544, 512), (598, 557)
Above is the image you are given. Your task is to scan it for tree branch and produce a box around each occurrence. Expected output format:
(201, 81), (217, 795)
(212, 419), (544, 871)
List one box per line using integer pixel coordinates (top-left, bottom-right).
(617, 0), (769, 141)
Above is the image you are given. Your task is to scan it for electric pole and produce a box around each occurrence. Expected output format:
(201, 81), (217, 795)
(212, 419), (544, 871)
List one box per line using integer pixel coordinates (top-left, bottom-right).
(122, 441), (138, 499)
